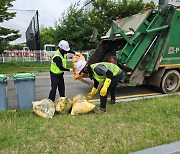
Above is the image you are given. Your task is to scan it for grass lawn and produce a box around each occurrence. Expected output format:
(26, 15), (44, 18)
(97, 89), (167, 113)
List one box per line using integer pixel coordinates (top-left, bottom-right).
(0, 94), (179, 153)
(0, 62), (72, 74)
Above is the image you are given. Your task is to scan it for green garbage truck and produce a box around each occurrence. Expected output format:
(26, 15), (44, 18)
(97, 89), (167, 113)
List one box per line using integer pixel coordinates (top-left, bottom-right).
(87, 1), (180, 93)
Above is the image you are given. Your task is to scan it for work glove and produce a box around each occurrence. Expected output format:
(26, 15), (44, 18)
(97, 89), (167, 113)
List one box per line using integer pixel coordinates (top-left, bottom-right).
(100, 78), (111, 96)
(87, 87), (98, 99)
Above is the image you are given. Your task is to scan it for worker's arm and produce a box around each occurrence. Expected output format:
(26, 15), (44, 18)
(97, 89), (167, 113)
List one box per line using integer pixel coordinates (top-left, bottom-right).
(93, 78), (99, 89)
(100, 77), (112, 96)
(61, 49), (75, 54)
(53, 56), (70, 71)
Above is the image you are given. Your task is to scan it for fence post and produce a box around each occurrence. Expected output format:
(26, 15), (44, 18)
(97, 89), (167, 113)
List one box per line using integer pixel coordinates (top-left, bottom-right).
(40, 50), (42, 62)
(34, 51), (35, 61)
(29, 51), (30, 61)
(22, 50), (24, 62)
(2, 53), (5, 63)
(15, 50), (17, 61)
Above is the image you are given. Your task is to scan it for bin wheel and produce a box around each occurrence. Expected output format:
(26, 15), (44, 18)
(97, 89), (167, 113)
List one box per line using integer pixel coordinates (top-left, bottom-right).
(161, 70), (180, 93)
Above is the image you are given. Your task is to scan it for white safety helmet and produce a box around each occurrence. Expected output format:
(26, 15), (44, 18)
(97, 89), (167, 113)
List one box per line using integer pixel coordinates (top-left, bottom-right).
(58, 40), (70, 51)
(76, 60), (87, 73)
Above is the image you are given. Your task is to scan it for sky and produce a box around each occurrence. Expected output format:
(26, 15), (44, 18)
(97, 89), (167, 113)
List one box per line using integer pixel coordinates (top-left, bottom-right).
(1, 0), (83, 44)
(1, 0), (159, 44)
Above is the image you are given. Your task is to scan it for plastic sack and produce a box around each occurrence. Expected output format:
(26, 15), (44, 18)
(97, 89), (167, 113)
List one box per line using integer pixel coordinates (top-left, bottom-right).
(32, 99), (55, 118)
(55, 97), (73, 114)
(72, 53), (89, 80)
(71, 94), (95, 116)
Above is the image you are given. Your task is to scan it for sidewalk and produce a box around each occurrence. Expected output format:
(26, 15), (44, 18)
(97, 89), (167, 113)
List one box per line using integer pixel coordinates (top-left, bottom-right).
(132, 141), (180, 154)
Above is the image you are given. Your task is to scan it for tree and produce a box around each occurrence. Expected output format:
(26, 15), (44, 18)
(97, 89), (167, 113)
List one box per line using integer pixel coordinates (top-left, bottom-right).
(7, 44), (25, 50)
(40, 26), (56, 49)
(40, 0), (155, 51)
(0, 0), (21, 53)
(54, 2), (96, 51)
(88, 0), (155, 39)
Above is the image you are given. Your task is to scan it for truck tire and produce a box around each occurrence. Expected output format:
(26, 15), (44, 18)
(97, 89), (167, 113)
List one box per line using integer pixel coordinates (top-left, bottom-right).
(161, 70), (180, 93)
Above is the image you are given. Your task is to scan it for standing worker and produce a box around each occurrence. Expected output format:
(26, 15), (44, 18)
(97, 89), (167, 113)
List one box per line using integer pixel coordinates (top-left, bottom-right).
(48, 40), (75, 102)
(75, 60), (123, 113)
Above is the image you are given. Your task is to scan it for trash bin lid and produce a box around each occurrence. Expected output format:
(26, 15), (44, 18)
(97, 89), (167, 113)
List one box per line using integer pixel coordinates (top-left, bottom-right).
(13, 73), (35, 80)
(0, 74), (8, 81)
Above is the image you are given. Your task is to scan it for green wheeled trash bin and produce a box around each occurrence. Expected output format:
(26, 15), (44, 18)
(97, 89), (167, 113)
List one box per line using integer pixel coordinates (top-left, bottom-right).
(0, 74), (8, 111)
(13, 73), (35, 110)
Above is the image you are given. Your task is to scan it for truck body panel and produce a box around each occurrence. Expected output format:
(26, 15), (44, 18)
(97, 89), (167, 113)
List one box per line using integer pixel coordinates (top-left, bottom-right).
(160, 9), (180, 66)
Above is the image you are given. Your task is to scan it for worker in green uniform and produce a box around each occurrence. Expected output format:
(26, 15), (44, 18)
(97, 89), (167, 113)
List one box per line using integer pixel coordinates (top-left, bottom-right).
(48, 40), (75, 102)
(75, 60), (123, 113)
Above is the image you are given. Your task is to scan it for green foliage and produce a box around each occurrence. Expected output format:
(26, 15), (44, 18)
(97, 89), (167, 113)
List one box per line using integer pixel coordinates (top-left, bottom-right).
(39, 0), (156, 51)
(0, 62), (49, 74)
(146, 1), (156, 9)
(40, 26), (56, 49)
(0, 62), (72, 74)
(54, 2), (96, 51)
(0, 0), (21, 53)
(89, 0), (154, 39)
(7, 44), (25, 50)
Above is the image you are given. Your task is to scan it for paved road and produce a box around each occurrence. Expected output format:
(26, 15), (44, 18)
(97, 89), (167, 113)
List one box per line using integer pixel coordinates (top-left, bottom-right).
(7, 71), (162, 109)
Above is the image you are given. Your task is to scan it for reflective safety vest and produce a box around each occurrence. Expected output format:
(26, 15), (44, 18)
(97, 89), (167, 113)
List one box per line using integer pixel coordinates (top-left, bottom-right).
(50, 50), (67, 74)
(90, 62), (120, 83)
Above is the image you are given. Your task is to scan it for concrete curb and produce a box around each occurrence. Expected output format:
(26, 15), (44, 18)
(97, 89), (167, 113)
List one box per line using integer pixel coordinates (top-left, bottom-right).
(131, 141), (180, 154)
(92, 92), (180, 105)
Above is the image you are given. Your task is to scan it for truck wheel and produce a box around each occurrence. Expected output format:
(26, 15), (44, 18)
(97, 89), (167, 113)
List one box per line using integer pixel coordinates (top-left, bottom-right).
(161, 70), (180, 93)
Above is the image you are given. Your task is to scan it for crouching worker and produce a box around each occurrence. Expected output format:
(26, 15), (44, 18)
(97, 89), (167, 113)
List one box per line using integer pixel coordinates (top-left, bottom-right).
(75, 60), (123, 113)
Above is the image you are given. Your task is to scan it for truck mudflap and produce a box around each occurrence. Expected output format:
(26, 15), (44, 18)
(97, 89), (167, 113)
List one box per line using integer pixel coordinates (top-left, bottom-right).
(147, 67), (166, 88)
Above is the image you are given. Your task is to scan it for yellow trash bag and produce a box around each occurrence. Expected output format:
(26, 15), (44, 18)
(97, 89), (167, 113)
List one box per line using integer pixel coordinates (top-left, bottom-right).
(72, 53), (89, 80)
(71, 94), (95, 116)
(55, 97), (73, 114)
(32, 99), (55, 118)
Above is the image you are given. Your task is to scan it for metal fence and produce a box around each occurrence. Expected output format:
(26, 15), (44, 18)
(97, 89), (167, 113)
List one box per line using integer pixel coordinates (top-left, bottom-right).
(0, 50), (52, 63)
(26, 11), (41, 50)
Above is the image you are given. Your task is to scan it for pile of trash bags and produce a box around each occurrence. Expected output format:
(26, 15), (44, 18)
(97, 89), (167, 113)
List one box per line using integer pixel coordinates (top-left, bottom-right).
(33, 99), (55, 118)
(32, 94), (96, 118)
(71, 94), (95, 116)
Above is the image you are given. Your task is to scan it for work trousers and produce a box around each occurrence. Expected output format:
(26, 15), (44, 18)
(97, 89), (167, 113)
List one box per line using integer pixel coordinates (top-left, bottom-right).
(100, 72), (123, 109)
(48, 71), (65, 102)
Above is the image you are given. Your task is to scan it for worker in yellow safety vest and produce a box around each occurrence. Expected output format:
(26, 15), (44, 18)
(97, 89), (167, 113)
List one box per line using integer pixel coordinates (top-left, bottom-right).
(75, 60), (123, 113)
(48, 40), (75, 102)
